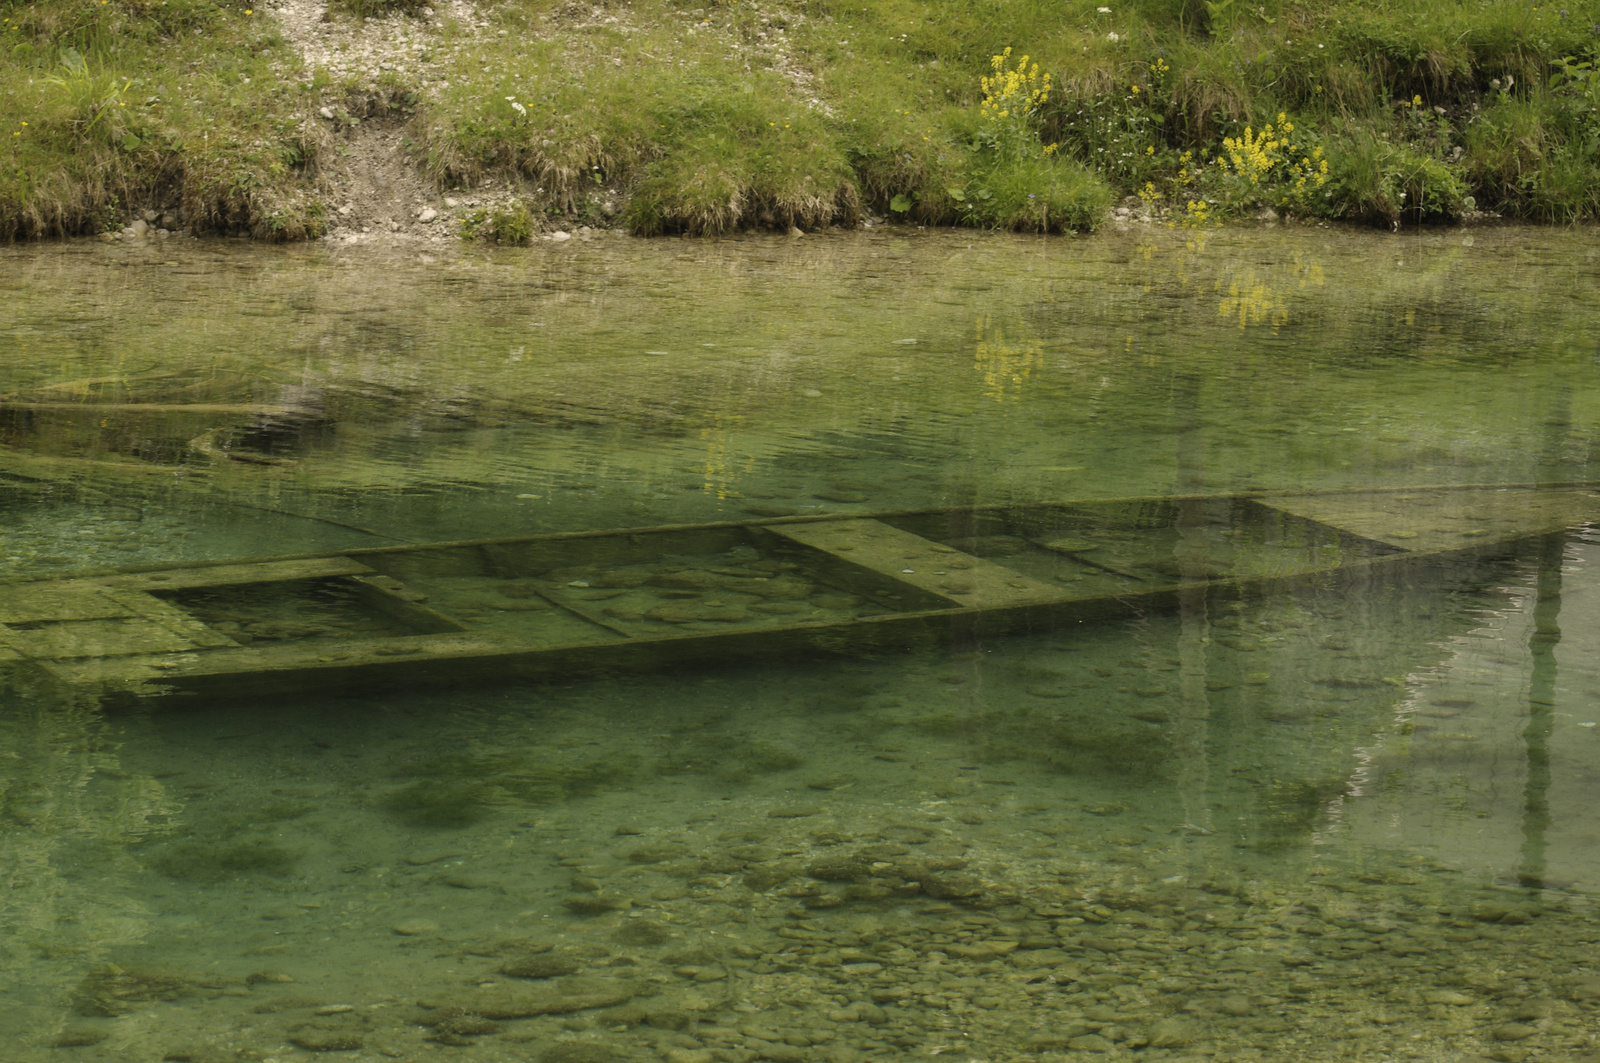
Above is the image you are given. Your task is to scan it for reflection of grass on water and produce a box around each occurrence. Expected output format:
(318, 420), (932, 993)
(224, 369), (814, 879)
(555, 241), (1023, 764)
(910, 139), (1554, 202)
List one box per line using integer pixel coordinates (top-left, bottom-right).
(380, 751), (643, 828)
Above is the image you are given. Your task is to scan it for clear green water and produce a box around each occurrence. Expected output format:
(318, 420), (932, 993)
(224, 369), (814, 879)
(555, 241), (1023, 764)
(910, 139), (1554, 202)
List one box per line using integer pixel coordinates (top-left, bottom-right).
(3, 226), (1600, 1063)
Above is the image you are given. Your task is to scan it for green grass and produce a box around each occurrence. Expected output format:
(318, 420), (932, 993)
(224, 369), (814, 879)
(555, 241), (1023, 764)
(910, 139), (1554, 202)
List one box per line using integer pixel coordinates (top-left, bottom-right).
(4, 0), (1600, 239)
(0, 0), (329, 239)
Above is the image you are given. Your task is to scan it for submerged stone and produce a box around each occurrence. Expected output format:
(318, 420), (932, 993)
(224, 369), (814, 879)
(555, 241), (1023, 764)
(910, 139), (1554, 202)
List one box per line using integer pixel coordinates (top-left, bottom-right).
(288, 1024), (364, 1051)
(49, 1026), (109, 1048)
(1492, 1024), (1538, 1041)
(807, 856), (871, 881)
(501, 954), (580, 979)
(539, 1041), (628, 1063)
(614, 920), (675, 946)
(627, 842), (688, 863)
(1147, 1018), (1200, 1048)
(563, 894), (633, 915)
(921, 872), (984, 899)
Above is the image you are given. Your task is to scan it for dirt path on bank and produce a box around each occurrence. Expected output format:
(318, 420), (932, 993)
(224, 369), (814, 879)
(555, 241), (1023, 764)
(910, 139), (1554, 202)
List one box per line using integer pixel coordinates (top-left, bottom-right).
(261, 0), (489, 245)
(249, 0), (835, 244)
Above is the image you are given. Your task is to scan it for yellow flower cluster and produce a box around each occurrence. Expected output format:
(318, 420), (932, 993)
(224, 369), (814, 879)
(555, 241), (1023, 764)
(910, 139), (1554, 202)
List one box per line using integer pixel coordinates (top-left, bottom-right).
(1222, 116), (1289, 185)
(1221, 112), (1329, 207)
(979, 47), (1051, 122)
(1288, 145), (1330, 201)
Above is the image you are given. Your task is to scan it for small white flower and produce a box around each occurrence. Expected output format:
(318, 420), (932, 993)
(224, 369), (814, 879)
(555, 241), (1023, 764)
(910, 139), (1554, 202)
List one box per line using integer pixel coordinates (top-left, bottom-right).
(1107, 30), (1120, 39)
(1097, 5), (1111, 11)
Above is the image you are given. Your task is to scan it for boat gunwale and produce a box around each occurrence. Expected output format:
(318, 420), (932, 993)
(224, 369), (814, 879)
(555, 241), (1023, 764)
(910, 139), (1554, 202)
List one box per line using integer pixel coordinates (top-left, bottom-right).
(0, 478), (1595, 588)
(12, 481), (1594, 697)
(34, 525), (1571, 696)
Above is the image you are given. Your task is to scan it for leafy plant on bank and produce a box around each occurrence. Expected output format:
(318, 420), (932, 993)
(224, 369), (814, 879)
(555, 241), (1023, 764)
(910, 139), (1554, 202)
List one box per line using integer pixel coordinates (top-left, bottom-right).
(1131, 107), (1332, 225)
(1058, 57), (1171, 189)
(917, 47), (1109, 233)
(1551, 51), (1600, 145)
(45, 47), (136, 147)
(1323, 126), (1468, 224)
(459, 203), (534, 244)
(975, 48), (1056, 161)
(1211, 113), (1330, 214)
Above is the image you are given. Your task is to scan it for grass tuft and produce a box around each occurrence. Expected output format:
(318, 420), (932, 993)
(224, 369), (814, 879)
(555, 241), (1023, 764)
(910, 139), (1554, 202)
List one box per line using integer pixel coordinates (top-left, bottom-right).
(5, 0), (1600, 238)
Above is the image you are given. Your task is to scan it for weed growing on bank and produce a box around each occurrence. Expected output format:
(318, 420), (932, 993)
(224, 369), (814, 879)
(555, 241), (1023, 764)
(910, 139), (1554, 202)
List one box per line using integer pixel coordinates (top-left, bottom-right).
(4, 0), (1600, 239)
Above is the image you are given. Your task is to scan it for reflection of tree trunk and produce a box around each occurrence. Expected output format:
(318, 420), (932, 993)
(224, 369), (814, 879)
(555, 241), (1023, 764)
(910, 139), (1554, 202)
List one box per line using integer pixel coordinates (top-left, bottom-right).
(1518, 378), (1570, 887)
(1171, 372), (1212, 833)
(1517, 532), (1562, 889)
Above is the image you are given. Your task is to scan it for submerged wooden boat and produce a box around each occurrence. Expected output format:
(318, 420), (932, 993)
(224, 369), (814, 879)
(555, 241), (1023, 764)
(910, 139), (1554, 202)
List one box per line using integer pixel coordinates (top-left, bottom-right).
(2, 482), (1595, 702)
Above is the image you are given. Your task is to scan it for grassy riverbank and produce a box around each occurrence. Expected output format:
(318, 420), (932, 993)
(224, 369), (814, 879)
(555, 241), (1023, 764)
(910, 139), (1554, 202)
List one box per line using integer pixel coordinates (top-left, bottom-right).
(3, 0), (1599, 240)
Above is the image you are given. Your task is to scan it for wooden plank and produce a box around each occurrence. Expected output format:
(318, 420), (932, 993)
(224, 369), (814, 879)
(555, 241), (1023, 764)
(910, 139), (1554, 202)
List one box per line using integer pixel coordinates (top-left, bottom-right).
(520, 586), (636, 638)
(1258, 487), (1598, 553)
(2, 617), (198, 659)
(98, 588), (240, 649)
(39, 631), (593, 687)
(110, 556), (376, 592)
(764, 519), (1071, 609)
(0, 586), (134, 624)
(344, 575), (469, 635)
(1, 402), (295, 415)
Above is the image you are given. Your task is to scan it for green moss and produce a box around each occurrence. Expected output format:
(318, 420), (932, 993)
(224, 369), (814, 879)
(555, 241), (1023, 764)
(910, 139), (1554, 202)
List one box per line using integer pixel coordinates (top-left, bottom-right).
(653, 733), (804, 783)
(459, 203), (535, 244)
(382, 749), (641, 823)
(256, 801), (317, 823)
(1244, 777), (1345, 851)
(381, 779), (493, 828)
(910, 706), (1170, 779)
(147, 837), (300, 881)
(911, 711), (986, 737)
(73, 966), (217, 1016)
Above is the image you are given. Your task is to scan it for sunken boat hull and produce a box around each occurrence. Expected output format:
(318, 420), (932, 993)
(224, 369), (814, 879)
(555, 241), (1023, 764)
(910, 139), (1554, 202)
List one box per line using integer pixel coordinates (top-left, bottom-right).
(1, 483), (1595, 703)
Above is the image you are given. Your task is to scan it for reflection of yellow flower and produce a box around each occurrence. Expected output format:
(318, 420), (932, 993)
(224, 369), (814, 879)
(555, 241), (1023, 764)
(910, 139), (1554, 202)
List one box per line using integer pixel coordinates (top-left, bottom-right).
(1218, 273), (1287, 331)
(692, 414), (748, 500)
(1214, 257), (1321, 330)
(974, 316), (1044, 401)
